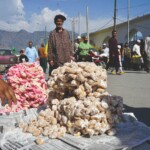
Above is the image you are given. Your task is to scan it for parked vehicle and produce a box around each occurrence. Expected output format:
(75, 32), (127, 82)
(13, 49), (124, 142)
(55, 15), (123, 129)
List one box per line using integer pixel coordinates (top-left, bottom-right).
(88, 48), (106, 68)
(0, 49), (18, 73)
(77, 48), (106, 68)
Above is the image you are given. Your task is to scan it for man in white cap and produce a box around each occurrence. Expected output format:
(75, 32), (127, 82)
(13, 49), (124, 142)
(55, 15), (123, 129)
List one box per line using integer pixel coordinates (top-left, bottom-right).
(133, 40), (142, 57)
(132, 39), (143, 70)
(74, 35), (82, 60)
(99, 43), (109, 64)
(145, 35), (150, 73)
(74, 36), (81, 53)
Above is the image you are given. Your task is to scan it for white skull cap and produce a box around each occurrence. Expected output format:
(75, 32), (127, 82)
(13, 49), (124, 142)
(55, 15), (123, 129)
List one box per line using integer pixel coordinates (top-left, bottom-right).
(117, 45), (121, 49)
(77, 36), (81, 39)
(137, 39), (141, 43)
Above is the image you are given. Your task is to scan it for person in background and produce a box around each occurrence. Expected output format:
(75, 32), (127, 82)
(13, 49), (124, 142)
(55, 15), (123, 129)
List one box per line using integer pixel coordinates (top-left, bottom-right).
(117, 45), (125, 75)
(74, 36), (81, 53)
(133, 40), (143, 58)
(74, 36), (82, 61)
(132, 40), (143, 70)
(19, 49), (29, 63)
(99, 43), (109, 65)
(48, 14), (74, 75)
(78, 35), (92, 61)
(140, 39), (146, 70)
(122, 42), (131, 70)
(0, 79), (17, 106)
(145, 35), (150, 73)
(106, 30), (119, 74)
(25, 41), (39, 63)
(38, 43), (47, 73)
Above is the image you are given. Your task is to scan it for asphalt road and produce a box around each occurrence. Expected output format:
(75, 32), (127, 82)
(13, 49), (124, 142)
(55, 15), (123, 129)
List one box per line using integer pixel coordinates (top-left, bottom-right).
(107, 70), (150, 126)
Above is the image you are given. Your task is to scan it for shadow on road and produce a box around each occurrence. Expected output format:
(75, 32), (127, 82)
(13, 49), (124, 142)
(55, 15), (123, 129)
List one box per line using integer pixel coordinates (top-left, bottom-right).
(124, 104), (150, 126)
(124, 71), (149, 74)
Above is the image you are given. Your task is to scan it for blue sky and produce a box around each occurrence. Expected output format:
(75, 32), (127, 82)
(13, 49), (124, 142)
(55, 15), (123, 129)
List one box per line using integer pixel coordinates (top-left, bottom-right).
(0, 0), (150, 33)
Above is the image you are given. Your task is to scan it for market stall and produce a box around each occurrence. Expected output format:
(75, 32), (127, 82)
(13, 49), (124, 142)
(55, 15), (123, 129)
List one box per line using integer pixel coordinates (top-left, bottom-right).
(0, 62), (150, 150)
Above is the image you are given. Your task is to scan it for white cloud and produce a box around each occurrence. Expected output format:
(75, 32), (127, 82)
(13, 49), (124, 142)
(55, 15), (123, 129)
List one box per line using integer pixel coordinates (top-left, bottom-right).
(29, 8), (68, 32)
(0, 0), (25, 23)
(0, 0), (114, 34)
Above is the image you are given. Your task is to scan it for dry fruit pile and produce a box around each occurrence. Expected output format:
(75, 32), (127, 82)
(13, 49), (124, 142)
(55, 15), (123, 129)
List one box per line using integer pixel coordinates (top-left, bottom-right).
(3, 62), (48, 114)
(20, 62), (123, 142)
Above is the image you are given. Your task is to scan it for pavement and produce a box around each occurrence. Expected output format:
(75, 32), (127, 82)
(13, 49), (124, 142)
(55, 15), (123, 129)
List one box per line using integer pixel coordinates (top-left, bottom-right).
(107, 70), (150, 126)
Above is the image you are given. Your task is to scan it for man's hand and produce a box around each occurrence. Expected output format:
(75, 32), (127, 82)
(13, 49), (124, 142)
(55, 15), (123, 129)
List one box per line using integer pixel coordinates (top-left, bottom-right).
(70, 56), (75, 61)
(0, 79), (17, 106)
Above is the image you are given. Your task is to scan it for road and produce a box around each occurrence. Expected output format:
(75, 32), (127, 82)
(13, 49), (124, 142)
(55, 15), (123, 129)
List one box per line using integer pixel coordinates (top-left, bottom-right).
(107, 70), (150, 126)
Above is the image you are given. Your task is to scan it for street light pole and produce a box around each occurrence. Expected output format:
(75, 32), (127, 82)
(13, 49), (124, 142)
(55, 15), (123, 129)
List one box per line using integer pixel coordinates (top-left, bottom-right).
(78, 13), (81, 36)
(86, 5), (89, 43)
(71, 18), (75, 51)
(127, 0), (130, 44)
(114, 0), (117, 30)
(44, 26), (47, 45)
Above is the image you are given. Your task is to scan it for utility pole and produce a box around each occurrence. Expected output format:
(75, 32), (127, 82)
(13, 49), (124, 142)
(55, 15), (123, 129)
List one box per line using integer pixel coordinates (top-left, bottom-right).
(86, 5), (89, 43)
(78, 13), (81, 36)
(114, 0), (117, 30)
(127, 0), (130, 44)
(71, 18), (75, 51)
(44, 26), (47, 45)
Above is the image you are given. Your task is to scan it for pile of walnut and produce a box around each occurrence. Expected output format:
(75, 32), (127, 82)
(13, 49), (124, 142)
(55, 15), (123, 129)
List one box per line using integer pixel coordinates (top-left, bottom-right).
(20, 62), (123, 143)
(19, 108), (66, 141)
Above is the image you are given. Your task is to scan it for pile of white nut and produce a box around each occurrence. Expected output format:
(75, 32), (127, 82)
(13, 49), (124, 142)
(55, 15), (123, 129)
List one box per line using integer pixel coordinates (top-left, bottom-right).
(20, 62), (123, 143)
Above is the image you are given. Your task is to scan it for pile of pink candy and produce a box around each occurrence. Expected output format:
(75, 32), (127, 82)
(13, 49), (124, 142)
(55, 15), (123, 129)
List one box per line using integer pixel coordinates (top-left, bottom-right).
(0, 62), (48, 114)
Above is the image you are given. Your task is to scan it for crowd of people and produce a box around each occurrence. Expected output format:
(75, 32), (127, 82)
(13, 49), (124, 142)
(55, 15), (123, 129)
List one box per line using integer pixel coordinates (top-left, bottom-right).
(17, 14), (150, 76)
(74, 30), (150, 75)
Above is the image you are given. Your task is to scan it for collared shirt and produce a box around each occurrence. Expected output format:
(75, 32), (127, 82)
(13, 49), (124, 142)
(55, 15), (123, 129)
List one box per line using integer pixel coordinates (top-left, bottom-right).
(109, 37), (118, 57)
(133, 44), (141, 57)
(48, 28), (73, 65)
(145, 36), (150, 56)
(74, 42), (79, 53)
(25, 47), (39, 63)
(78, 42), (92, 56)
(100, 47), (109, 58)
(38, 47), (47, 58)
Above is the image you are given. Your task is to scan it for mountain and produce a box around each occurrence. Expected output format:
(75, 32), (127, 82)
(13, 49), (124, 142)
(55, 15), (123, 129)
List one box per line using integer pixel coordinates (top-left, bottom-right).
(0, 29), (78, 53)
(0, 29), (50, 52)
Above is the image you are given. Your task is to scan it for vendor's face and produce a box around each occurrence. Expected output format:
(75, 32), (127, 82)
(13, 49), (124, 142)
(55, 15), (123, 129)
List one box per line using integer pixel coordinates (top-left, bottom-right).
(56, 19), (63, 28)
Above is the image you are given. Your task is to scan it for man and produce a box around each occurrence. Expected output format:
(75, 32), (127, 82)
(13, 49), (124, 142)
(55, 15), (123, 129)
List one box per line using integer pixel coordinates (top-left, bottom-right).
(48, 14), (74, 75)
(25, 41), (39, 63)
(99, 43), (109, 64)
(106, 30), (119, 74)
(78, 35), (92, 61)
(0, 79), (17, 106)
(133, 40), (142, 57)
(123, 42), (131, 70)
(132, 40), (144, 70)
(74, 36), (81, 53)
(38, 43), (47, 73)
(74, 36), (81, 60)
(145, 35), (150, 73)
